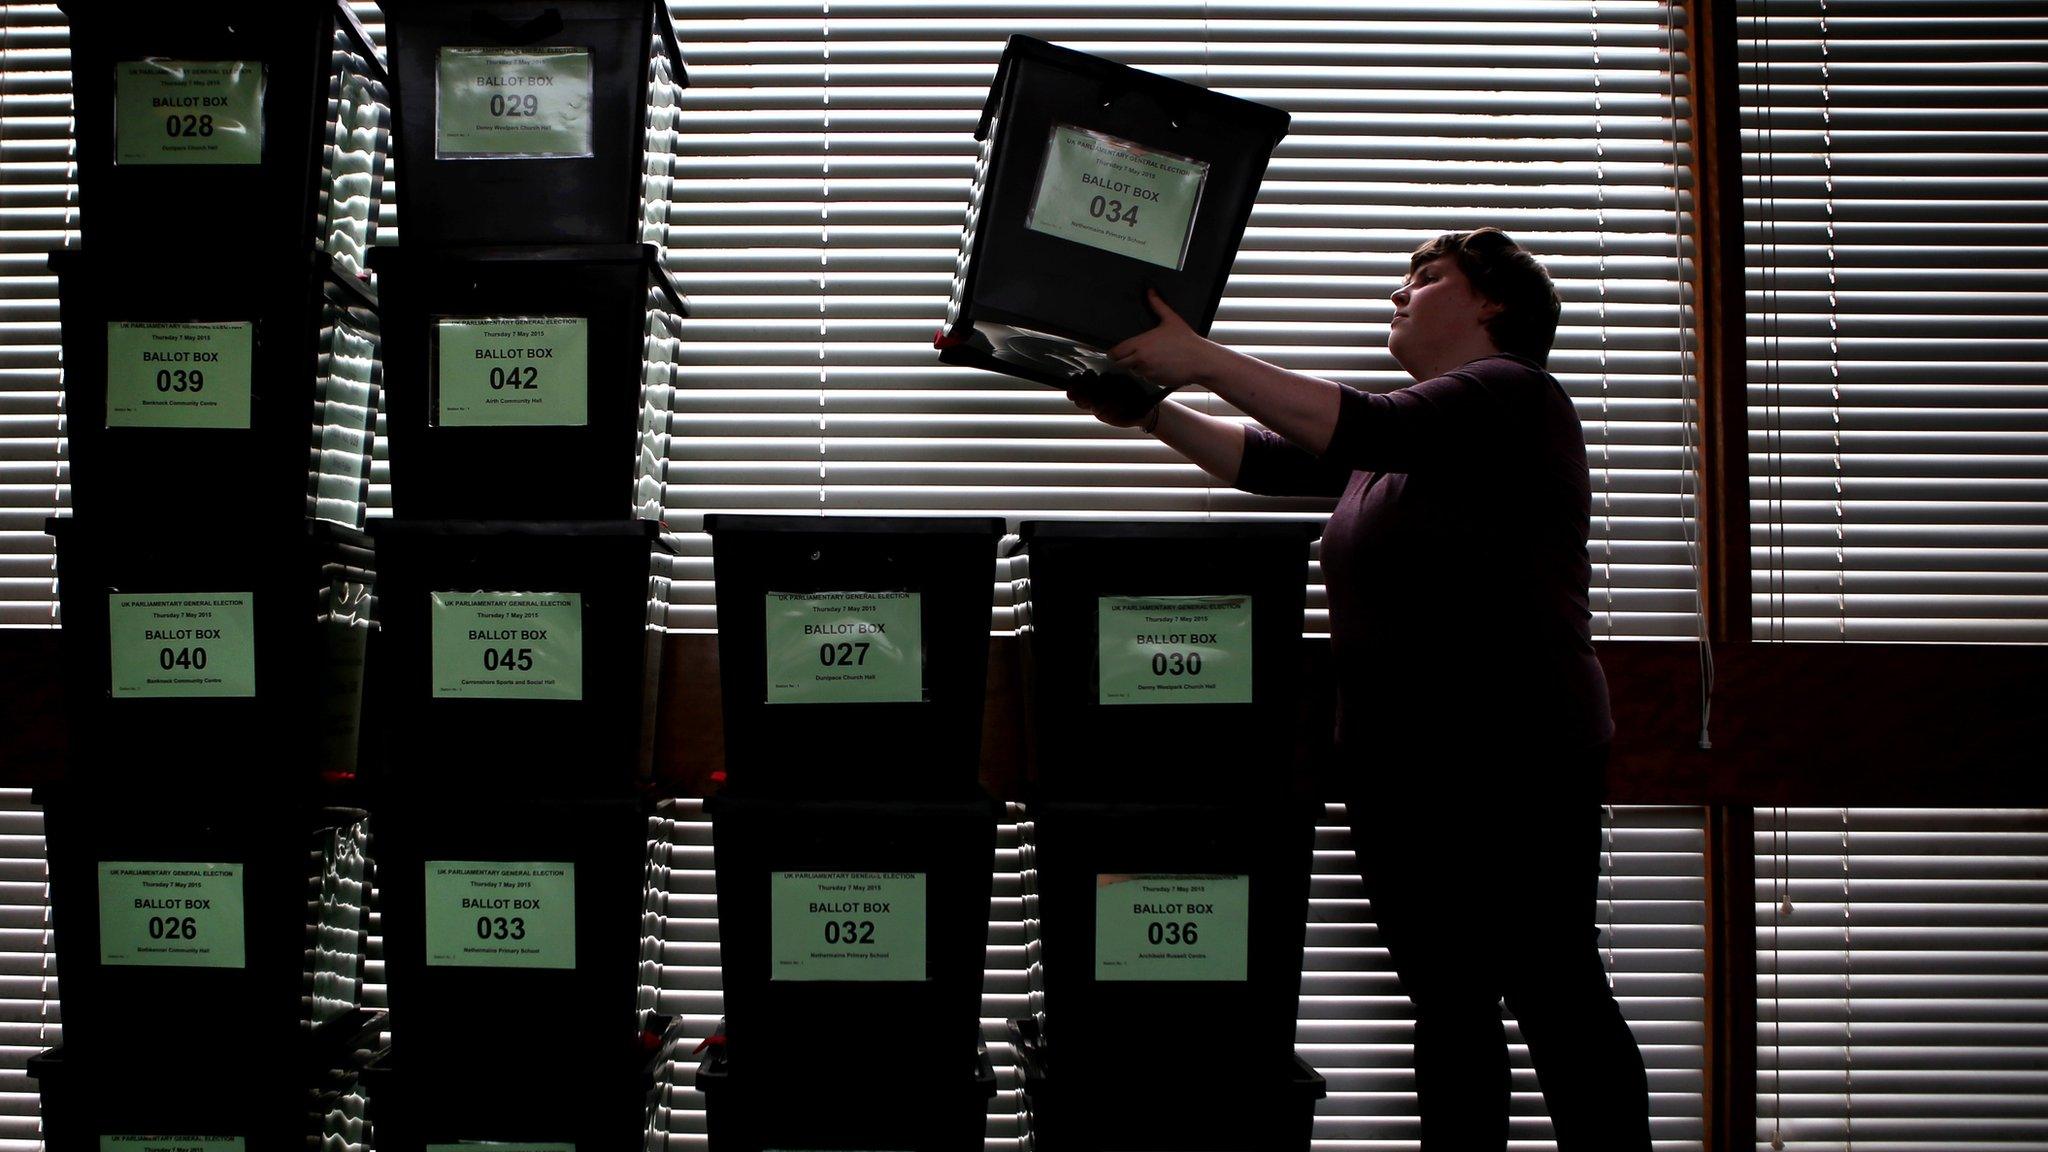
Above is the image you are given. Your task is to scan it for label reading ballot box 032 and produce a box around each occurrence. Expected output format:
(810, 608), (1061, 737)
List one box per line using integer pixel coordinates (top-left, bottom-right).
(424, 861), (576, 969)
(436, 48), (594, 159)
(98, 862), (246, 968)
(764, 592), (923, 704)
(435, 317), (590, 428)
(105, 322), (255, 429)
(1097, 594), (1252, 705)
(108, 593), (257, 698)
(1026, 125), (1210, 271)
(1095, 874), (1250, 982)
(114, 59), (264, 166)
(430, 592), (582, 700)
(101, 1139), (247, 1152)
(770, 872), (927, 982)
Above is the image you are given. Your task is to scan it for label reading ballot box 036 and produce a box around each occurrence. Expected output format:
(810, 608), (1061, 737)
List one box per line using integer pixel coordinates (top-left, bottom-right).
(1097, 594), (1252, 705)
(114, 59), (264, 166)
(98, 862), (246, 968)
(1026, 125), (1211, 271)
(108, 593), (257, 698)
(764, 592), (923, 704)
(101, 1139), (247, 1152)
(436, 48), (594, 159)
(771, 872), (927, 982)
(1095, 874), (1250, 982)
(105, 322), (255, 429)
(430, 592), (582, 700)
(435, 317), (589, 427)
(424, 861), (576, 969)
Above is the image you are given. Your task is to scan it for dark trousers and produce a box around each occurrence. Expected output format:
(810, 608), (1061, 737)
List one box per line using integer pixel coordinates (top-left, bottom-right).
(1347, 742), (1652, 1151)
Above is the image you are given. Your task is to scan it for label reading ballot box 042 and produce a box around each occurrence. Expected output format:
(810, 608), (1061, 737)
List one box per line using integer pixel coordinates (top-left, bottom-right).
(101, 1139), (247, 1152)
(435, 317), (590, 427)
(436, 48), (594, 159)
(770, 872), (927, 982)
(1097, 594), (1252, 705)
(424, 861), (576, 969)
(764, 592), (923, 704)
(1026, 125), (1211, 271)
(105, 322), (255, 429)
(114, 59), (264, 166)
(1095, 873), (1250, 982)
(430, 592), (582, 700)
(98, 862), (246, 968)
(108, 593), (257, 698)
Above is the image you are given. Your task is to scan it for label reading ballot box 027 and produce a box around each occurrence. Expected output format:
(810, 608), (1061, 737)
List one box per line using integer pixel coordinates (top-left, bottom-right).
(105, 322), (255, 429)
(424, 861), (576, 969)
(114, 59), (264, 166)
(98, 862), (246, 968)
(764, 592), (923, 704)
(1026, 125), (1211, 271)
(771, 872), (927, 982)
(430, 592), (582, 700)
(436, 48), (594, 159)
(1095, 873), (1250, 982)
(108, 593), (257, 698)
(101, 1139), (247, 1152)
(435, 317), (589, 428)
(1097, 594), (1252, 705)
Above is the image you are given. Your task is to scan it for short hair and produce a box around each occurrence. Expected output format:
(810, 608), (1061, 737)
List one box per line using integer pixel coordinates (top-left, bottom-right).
(1408, 228), (1561, 365)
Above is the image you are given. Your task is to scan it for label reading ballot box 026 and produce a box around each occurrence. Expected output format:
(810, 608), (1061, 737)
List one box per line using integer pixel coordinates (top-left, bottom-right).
(435, 317), (590, 427)
(764, 592), (923, 704)
(1095, 874), (1250, 982)
(430, 592), (582, 700)
(771, 872), (927, 982)
(436, 48), (594, 159)
(101, 1139), (247, 1152)
(108, 593), (257, 698)
(424, 861), (576, 969)
(1026, 125), (1211, 271)
(105, 321), (255, 429)
(98, 862), (246, 968)
(114, 59), (264, 166)
(1097, 594), (1252, 705)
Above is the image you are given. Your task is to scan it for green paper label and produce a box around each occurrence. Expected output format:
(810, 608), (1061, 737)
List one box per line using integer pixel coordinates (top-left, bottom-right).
(436, 48), (594, 158)
(114, 59), (264, 166)
(770, 872), (927, 982)
(764, 592), (923, 704)
(108, 593), (256, 698)
(1095, 874), (1250, 982)
(1027, 125), (1210, 270)
(97, 862), (246, 969)
(105, 322), (254, 429)
(435, 317), (590, 427)
(100, 1140), (245, 1152)
(1097, 595), (1253, 705)
(430, 592), (583, 700)
(424, 861), (576, 969)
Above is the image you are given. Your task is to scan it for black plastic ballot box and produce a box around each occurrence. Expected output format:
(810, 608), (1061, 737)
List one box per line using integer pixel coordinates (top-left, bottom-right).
(696, 1030), (998, 1152)
(381, 0), (686, 247)
(939, 36), (1287, 392)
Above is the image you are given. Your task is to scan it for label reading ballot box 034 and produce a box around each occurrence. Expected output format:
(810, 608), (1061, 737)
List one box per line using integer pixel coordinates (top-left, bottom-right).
(105, 321), (255, 429)
(1095, 874), (1250, 982)
(114, 59), (264, 166)
(101, 1139), (247, 1152)
(1097, 594), (1252, 705)
(436, 48), (594, 159)
(424, 861), (576, 969)
(764, 592), (923, 704)
(430, 592), (582, 700)
(98, 862), (246, 968)
(435, 317), (589, 428)
(108, 593), (257, 698)
(1026, 125), (1211, 271)
(770, 872), (927, 982)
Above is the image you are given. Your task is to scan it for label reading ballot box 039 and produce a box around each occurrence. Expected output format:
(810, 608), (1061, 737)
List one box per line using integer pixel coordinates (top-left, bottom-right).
(435, 317), (590, 427)
(1026, 125), (1211, 271)
(114, 59), (264, 166)
(436, 48), (594, 159)
(108, 593), (257, 698)
(105, 322), (255, 429)
(1095, 873), (1250, 982)
(764, 592), (923, 704)
(430, 592), (582, 700)
(1097, 594), (1252, 705)
(98, 862), (246, 968)
(771, 872), (927, 981)
(101, 1139), (247, 1152)
(424, 861), (576, 969)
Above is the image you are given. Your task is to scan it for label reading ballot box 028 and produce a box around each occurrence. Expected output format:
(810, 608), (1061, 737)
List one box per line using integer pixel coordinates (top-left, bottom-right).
(435, 317), (589, 427)
(98, 862), (246, 968)
(424, 861), (576, 969)
(108, 593), (257, 698)
(1097, 594), (1252, 705)
(1095, 873), (1250, 982)
(436, 48), (594, 159)
(770, 872), (927, 982)
(430, 592), (582, 700)
(105, 322), (255, 429)
(101, 1139), (247, 1152)
(764, 592), (923, 704)
(1027, 125), (1211, 271)
(114, 59), (264, 166)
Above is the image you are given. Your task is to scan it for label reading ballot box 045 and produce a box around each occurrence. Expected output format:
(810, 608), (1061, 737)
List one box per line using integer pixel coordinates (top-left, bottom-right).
(436, 48), (594, 159)
(435, 317), (590, 428)
(108, 593), (257, 698)
(1026, 125), (1211, 271)
(101, 1139), (247, 1152)
(1097, 594), (1252, 705)
(764, 592), (923, 704)
(1095, 874), (1250, 982)
(98, 862), (246, 968)
(105, 321), (255, 429)
(424, 861), (576, 969)
(770, 872), (927, 982)
(430, 592), (582, 700)
(114, 59), (264, 166)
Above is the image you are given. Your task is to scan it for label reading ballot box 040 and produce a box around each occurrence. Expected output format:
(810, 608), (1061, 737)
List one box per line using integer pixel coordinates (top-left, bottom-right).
(114, 59), (264, 166)
(97, 862), (246, 968)
(424, 861), (576, 969)
(1097, 594), (1252, 705)
(764, 592), (923, 704)
(108, 593), (257, 698)
(430, 592), (582, 700)
(105, 321), (255, 429)
(101, 1139), (247, 1152)
(770, 872), (927, 982)
(435, 317), (589, 427)
(1095, 873), (1249, 982)
(436, 48), (594, 159)
(1026, 125), (1210, 271)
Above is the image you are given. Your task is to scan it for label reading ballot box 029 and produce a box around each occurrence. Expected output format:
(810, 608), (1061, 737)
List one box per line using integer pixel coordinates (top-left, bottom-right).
(1026, 125), (1211, 271)
(770, 872), (927, 982)
(1097, 594), (1252, 705)
(105, 321), (255, 429)
(114, 59), (264, 166)
(436, 48), (594, 159)
(430, 592), (582, 700)
(1095, 873), (1250, 982)
(108, 593), (257, 698)
(764, 592), (923, 704)
(435, 317), (589, 427)
(424, 861), (576, 969)
(101, 1139), (247, 1152)
(98, 862), (246, 968)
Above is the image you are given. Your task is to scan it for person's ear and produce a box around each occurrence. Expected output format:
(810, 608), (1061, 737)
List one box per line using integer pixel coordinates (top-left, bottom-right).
(1477, 298), (1505, 323)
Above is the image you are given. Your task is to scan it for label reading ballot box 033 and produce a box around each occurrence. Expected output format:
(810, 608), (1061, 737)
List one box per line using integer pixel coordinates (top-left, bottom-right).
(105, 322), (255, 429)
(436, 48), (594, 159)
(435, 317), (590, 428)
(101, 1139), (247, 1152)
(1097, 594), (1252, 705)
(108, 593), (257, 698)
(424, 861), (576, 969)
(1095, 874), (1250, 982)
(770, 872), (927, 982)
(98, 862), (246, 968)
(430, 592), (582, 700)
(114, 59), (264, 166)
(1026, 125), (1211, 271)
(764, 592), (923, 704)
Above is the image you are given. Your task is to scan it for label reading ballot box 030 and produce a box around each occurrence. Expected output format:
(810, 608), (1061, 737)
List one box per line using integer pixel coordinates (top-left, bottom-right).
(430, 592), (582, 700)
(98, 862), (246, 968)
(114, 59), (264, 166)
(108, 593), (257, 698)
(101, 1139), (247, 1152)
(424, 861), (576, 969)
(435, 317), (589, 427)
(436, 48), (594, 159)
(1026, 125), (1210, 271)
(764, 592), (923, 704)
(1095, 873), (1250, 982)
(770, 872), (927, 982)
(1097, 594), (1252, 705)
(105, 322), (255, 429)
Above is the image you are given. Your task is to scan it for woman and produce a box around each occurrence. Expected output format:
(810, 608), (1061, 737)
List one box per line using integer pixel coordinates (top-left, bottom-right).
(1070, 228), (1652, 1150)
